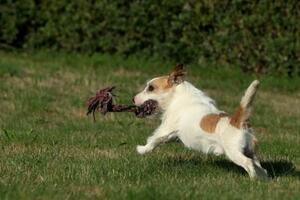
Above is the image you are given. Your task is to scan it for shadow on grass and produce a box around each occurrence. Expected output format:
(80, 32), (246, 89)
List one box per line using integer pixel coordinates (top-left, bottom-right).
(214, 159), (300, 178)
(262, 160), (300, 178)
(158, 153), (299, 179)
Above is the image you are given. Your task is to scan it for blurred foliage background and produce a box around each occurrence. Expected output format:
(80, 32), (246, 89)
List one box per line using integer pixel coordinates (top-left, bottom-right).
(0, 0), (299, 76)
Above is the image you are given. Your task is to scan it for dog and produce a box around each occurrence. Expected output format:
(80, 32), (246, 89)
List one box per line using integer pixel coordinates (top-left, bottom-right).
(133, 64), (268, 178)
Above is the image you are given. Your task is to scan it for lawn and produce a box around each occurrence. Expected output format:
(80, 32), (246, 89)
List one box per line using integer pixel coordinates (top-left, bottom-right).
(0, 51), (299, 199)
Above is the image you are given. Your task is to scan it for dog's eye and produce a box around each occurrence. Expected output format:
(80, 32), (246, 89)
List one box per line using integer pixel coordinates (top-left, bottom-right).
(147, 85), (155, 92)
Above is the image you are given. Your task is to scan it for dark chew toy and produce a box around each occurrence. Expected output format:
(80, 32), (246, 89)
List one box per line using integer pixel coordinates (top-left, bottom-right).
(86, 87), (158, 121)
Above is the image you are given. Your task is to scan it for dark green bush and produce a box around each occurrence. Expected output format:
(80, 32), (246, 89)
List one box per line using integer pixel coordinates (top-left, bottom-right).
(0, 0), (299, 76)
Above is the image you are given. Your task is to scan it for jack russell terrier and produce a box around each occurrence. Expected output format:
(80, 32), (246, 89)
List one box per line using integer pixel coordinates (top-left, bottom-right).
(133, 64), (268, 178)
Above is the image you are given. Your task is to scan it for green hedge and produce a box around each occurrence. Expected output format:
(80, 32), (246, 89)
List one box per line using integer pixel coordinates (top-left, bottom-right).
(0, 0), (299, 75)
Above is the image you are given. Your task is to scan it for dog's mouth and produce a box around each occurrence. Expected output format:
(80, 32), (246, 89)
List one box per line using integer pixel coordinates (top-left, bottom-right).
(135, 99), (159, 118)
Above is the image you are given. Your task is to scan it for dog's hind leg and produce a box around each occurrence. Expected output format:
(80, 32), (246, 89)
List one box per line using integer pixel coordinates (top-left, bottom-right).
(136, 124), (177, 155)
(252, 155), (268, 178)
(224, 148), (268, 178)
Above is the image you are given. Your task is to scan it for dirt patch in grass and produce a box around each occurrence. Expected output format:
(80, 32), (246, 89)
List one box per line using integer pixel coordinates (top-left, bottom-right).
(259, 92), (300, 117)
(70, 185), (105, 199)
(204, 89), (300, 117)
(0, 100), (16, 115)
(113, 67), (141, 78)
(2, 143), (120, 159)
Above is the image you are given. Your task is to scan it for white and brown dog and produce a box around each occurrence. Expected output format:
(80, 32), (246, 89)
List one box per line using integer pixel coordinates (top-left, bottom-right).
(133, 65), (268, 178)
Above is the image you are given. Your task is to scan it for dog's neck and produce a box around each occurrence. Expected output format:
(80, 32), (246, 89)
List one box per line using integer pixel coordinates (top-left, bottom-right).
(161, 81), (218, 122)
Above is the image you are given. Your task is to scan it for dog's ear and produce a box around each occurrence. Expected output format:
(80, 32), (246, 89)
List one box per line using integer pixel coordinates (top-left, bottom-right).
(168, 64), (186, 85)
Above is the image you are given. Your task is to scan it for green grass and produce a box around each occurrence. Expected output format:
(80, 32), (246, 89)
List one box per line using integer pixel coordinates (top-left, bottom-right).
(0, 50), (299, 200)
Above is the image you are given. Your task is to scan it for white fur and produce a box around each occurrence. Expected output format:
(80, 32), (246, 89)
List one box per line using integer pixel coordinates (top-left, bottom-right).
(241, 80), (260, 108)
(134, 79), (268, 178)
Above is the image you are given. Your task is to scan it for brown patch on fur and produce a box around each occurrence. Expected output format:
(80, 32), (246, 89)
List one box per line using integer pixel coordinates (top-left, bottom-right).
(151, 76), (173, 91)
(149, 64), (186, 91)
(230, 106), (244, 129)
(168, 64), (186, 85)
(230, 106), (252, 129)
(200, 113), (228, 133)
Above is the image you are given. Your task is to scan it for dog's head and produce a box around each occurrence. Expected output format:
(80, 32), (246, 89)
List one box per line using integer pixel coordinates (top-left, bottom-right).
(133, 64), (186, 110)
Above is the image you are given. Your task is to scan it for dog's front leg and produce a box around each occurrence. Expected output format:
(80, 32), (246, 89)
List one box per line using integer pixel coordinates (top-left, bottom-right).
(136, 125), (176, 155)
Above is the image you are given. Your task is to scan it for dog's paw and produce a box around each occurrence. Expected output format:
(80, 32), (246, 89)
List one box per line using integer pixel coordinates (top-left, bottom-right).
(136, 145), (149, 155)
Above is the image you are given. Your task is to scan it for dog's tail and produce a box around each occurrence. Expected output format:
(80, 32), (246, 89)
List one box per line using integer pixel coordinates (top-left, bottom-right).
(230, 80), (260, 129)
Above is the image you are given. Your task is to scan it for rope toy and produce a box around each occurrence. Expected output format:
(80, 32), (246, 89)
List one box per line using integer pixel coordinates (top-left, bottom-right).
(86, 87), (158, 121)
